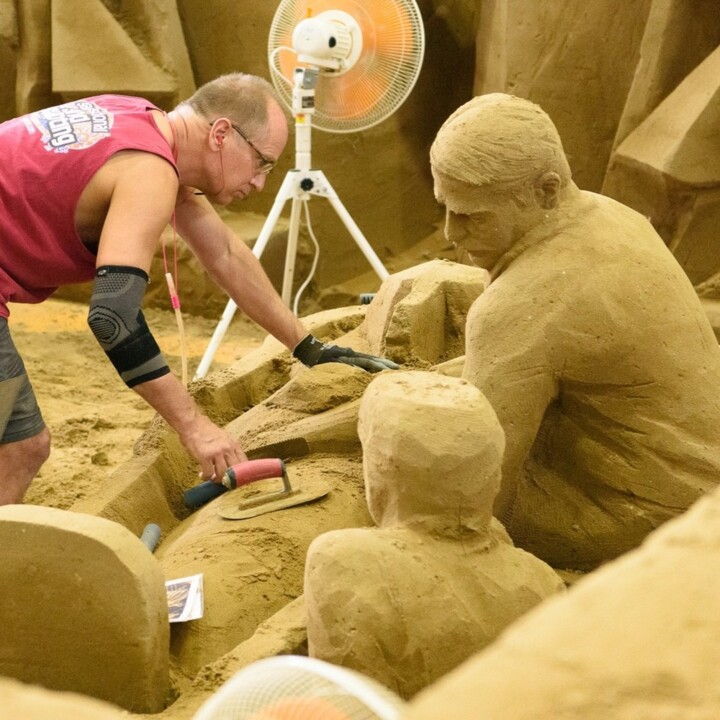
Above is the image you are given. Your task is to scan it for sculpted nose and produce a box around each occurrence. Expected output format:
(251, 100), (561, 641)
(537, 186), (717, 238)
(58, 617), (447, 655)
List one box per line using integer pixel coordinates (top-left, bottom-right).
(444, 210), (467, 246)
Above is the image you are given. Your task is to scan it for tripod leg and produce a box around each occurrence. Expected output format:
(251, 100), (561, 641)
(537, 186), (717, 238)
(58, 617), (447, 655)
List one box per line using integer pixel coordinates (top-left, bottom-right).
(193, 299), (239, 380)
(314, 171), (389, 281)
(282, 198), (304, 305)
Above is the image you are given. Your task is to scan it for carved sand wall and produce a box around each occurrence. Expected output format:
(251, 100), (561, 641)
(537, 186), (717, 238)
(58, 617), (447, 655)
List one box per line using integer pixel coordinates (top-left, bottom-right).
(2, 0), (716, 297)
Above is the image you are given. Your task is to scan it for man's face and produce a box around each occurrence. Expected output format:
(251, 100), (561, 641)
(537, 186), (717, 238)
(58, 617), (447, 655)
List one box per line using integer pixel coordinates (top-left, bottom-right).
(208, 102), (288, 206)
(433, 170), (532, 270)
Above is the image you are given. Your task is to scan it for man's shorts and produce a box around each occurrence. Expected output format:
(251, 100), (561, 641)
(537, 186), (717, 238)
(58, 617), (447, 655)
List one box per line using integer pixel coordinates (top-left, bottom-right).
(0, 317), (46, 443)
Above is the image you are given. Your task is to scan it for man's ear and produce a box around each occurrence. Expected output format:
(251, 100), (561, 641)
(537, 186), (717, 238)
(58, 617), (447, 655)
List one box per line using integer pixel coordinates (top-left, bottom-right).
(534, 171), (561, 210)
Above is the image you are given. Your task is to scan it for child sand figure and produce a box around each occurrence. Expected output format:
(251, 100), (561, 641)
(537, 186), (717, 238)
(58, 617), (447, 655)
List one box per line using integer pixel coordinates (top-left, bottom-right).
(431, 93), (720, 570)
(304, 371), (564, 700)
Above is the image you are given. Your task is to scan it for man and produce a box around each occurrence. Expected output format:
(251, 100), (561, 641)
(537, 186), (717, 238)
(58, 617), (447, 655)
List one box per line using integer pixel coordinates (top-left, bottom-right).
(430, 93), (720, 570)
(0, 73), (395, 505)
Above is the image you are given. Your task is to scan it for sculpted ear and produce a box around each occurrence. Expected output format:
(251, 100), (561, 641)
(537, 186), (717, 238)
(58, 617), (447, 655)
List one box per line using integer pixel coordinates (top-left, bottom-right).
(534, 171), (561, 209)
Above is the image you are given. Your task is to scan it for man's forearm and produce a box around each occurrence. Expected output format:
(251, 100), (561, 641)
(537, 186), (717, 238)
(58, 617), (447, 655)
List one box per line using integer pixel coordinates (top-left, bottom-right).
(132, 372), (203, 438)
(210, 237), (307, 350)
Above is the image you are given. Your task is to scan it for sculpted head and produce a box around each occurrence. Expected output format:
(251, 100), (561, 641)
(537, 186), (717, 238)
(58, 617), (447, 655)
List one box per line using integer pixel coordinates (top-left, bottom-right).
(430, 93), (572, 269)
(358, 371), (505, 536)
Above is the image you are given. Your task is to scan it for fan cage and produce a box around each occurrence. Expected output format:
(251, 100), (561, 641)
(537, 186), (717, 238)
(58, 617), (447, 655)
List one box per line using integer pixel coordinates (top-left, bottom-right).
(268, 0), (425, 133)
(192, 655), (404, 720)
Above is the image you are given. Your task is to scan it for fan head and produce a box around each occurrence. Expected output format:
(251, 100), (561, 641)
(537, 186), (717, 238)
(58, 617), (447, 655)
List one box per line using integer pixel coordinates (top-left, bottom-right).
(268, 0), (425, 133)
(192, 655), (405, 720)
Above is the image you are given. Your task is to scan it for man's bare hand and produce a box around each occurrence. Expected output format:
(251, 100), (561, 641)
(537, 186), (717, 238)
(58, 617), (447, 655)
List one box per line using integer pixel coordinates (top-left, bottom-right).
(180, 414), (247, 482)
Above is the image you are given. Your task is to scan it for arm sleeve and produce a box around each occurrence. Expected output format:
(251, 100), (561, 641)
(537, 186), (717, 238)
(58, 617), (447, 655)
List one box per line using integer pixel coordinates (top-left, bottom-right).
(87, 265), (170, 388)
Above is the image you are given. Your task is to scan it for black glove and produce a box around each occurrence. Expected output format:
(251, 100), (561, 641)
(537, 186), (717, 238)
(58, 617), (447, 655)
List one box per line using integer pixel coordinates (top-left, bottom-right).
(293, 334), (399, 373)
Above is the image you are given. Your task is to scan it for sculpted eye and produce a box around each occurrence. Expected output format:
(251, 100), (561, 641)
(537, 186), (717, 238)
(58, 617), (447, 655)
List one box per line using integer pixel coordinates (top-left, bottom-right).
(469, 211), (494, 222)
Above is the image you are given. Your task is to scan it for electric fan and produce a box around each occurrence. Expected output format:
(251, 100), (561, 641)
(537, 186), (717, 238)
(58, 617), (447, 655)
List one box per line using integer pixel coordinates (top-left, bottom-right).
(195, 0), (425, 379)
(192, 655), (405, 720)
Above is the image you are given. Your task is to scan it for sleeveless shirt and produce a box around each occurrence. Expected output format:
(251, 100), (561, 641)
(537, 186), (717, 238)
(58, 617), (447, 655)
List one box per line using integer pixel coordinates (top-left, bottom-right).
(0, 95), (177, 317)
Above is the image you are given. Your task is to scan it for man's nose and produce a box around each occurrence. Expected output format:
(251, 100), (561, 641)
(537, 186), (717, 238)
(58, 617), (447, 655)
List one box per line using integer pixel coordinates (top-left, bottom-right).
(250, 173), (267, 191)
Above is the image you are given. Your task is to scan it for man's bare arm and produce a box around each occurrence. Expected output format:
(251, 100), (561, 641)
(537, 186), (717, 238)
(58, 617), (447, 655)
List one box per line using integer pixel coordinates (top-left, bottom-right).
(174, 192), (306, 350)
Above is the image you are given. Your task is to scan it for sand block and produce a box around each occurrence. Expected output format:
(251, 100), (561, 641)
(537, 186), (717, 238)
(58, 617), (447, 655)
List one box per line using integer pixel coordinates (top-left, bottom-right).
(0, 505), (169, 713)
(405, 484), (720, 719)
(603, 45), (720, 283)
(365, 260), (486, 365)
(364, 258), (486, 366)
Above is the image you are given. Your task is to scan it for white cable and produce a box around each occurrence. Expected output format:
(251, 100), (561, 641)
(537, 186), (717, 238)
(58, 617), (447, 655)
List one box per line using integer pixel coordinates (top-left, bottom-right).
(269, 46), (296, 89)
(292, 199), (320, 316)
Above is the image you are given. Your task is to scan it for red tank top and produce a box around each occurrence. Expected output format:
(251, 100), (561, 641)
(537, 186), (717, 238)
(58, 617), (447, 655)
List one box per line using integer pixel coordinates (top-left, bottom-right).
(0, 95), (177, 318)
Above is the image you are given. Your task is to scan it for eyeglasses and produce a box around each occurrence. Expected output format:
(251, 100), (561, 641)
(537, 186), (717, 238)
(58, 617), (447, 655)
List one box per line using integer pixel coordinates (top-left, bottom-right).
(232, 124), (276, 175)
(210, 121), (275, 175)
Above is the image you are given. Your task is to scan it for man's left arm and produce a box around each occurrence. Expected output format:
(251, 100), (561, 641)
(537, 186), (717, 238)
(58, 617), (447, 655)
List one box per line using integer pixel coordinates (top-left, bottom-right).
(175, 193), (398, 371)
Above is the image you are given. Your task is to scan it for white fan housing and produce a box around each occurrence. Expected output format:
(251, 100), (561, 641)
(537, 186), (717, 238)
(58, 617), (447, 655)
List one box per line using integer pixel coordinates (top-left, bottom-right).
(269, 0), (425, 133)
(192, 655), (405, 720)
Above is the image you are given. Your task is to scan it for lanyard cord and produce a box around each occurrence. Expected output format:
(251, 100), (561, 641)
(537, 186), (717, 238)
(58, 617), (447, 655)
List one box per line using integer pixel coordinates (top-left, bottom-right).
(162, 114), (188, 385)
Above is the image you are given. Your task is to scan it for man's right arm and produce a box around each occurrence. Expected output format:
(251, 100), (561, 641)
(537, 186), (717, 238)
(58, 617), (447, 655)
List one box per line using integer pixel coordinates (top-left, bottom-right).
(90, 153), (246, 480)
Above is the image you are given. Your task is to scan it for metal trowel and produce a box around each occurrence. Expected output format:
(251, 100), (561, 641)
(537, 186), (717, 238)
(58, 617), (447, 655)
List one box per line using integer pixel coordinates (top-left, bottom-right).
(184, 437), (310, 509)
(183, 437), (330, 518)
(217, 460), (331, 520)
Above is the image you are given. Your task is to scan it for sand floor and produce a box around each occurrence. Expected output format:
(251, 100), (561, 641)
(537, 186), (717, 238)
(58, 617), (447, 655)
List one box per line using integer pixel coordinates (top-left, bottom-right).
(10, 298), (266, 510)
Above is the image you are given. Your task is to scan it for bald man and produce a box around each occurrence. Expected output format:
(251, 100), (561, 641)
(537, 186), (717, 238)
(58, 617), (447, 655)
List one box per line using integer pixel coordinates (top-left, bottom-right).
(0, 73), (395, 505)
(431, 93), (720, 570)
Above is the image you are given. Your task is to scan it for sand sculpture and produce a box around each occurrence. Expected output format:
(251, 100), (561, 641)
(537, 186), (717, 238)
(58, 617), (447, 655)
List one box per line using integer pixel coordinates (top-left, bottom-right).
(1, 676), (127, 720)
(430, 92), (720, 571)
(1, 259), (476, 716)
(305, 371), (564, 699)
(0, 505), (169, 713)
(2, 3), (720, 717)
(155, 362), (375, 675)
(405, 481), (720, 720)
(601, 4), (720, 288)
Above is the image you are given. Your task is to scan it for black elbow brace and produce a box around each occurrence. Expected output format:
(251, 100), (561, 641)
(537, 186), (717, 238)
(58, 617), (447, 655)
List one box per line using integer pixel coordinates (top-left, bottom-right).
(88, 266), (170, 388)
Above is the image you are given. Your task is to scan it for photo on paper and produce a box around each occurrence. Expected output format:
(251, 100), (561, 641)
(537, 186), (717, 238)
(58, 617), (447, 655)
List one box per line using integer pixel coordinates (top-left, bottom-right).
(166, 573), (204, 623)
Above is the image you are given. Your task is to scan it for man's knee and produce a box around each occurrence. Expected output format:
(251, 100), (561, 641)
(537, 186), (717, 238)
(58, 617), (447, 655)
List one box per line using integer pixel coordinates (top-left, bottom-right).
(21, 426), (52, 468)
(0, 428), (51, 504)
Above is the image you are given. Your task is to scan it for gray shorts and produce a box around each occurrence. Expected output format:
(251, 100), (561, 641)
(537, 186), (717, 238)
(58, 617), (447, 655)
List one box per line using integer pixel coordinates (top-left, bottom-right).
(0, 317), (46, 443)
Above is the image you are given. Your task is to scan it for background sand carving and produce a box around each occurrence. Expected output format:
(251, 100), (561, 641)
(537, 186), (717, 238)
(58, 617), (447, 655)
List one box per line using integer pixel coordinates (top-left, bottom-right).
(3, 0), (720, 716)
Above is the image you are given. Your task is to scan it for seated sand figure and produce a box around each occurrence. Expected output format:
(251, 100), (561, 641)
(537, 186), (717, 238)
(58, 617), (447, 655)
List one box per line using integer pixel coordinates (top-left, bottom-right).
(430, 93), (720, 570)
(304, 371), (564, 700)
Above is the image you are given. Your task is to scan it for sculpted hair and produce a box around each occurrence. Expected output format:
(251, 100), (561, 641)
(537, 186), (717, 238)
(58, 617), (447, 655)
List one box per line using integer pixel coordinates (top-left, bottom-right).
(180, 72), (286, 136)
(430, 93), (572, 190)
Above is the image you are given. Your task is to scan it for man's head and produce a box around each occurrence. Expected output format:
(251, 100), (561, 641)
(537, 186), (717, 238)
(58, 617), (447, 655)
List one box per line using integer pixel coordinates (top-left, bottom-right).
(358, 371), (505, 537)
(430, 93), (572, 269)
(179, 73), (289, 204)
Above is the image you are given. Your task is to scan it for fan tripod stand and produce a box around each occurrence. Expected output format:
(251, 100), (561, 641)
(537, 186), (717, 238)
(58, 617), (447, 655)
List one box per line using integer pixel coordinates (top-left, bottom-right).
(194, 72), (390, 379)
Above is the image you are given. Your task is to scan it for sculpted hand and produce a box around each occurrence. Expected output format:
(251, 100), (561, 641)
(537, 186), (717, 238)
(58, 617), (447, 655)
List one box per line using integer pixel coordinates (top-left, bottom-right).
(293, 334), (399, 373)
(180, 414), (247, 482)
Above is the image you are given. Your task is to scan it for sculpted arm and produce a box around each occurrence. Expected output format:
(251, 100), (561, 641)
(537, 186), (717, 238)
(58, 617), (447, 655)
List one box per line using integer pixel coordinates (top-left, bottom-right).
(462, 295), (558, 521)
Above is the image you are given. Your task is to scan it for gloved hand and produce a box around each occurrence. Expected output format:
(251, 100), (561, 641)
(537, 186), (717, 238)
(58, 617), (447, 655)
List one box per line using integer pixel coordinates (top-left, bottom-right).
(293, 334), (399, 373)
